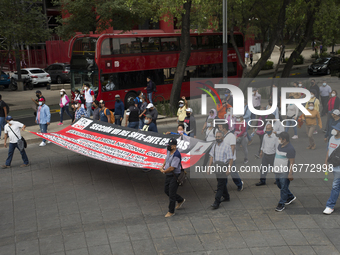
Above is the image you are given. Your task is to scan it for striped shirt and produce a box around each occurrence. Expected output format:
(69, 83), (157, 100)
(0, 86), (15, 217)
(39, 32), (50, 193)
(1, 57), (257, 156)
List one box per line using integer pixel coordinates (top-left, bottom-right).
(209, 141), (233, 164)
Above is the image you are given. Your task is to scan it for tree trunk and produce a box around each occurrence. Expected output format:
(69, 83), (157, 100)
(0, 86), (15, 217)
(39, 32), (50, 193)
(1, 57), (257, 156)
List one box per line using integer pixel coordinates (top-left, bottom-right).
(281, 3), (319, 78)
(169, 0), (191, 114)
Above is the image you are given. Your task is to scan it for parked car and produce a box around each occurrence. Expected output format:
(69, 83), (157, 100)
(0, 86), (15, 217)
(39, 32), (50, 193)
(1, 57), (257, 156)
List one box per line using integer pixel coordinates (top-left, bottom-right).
(12, 68), (51, 86)
(45, 63), (70, 84)
(308, 57), (340, 75)
(0, 71), (11, 88)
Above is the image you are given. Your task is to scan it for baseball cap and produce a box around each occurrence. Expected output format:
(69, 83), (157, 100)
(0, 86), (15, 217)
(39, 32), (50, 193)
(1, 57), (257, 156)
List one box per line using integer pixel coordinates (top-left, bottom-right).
(60, 89), (66, 92)
(146, 103), (154, 109)
(186, 108), (192, 112)
(178, 100), (184, 104)
(39, 98), (45, 102)
(332, 109), (340, 116)
(145, 114), (152, 119)
(5, 116), (12, 121)
(35, 90), (41, 94)
(99, 100), (105, 104)
(115, 94), (120, 98)
(167, 138), (178, 146)
(332, 122), (340, 131)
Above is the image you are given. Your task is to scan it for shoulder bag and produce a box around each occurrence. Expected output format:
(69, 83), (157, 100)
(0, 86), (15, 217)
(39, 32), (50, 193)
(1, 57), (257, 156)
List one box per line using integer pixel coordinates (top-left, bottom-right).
(8, 125), (27, 151)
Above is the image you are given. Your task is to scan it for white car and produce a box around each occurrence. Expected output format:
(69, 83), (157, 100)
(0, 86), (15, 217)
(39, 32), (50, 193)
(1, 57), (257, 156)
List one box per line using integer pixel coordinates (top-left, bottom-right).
(12, 68), (51, 86)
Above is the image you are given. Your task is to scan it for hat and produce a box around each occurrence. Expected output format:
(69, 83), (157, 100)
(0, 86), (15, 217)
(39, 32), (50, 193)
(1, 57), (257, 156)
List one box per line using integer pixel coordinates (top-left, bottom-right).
(75, 100), (82, 104)
(5, 116), (12, 121)
(146, 103), (154, 109)
(145, 114), (152, 119)
(332, 109), (340, 116)
(60, 89), (66, 92)
(332, 122), (340, 131)
(36, 90), (41, 94)
(186, 108), (192, 112)
(115, 94), (120, 98)
(99, 100), (105, 104)
(167, 138), (178, 146)
(178, 100), (184, 104)
(39, 98), (45, 102)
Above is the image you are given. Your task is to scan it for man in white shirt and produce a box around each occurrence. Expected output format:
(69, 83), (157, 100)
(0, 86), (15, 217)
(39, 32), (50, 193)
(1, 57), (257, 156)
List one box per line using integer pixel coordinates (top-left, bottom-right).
(1, 116), (29, 168)
(256, 124), (279, 186)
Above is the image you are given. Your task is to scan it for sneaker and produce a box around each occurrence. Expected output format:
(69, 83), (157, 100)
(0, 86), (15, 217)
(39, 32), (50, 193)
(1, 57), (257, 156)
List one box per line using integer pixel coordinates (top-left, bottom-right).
(313, 130), (318, 135)
(211, 203), (219, 209)
(220, 196), (230, 202)
(306, 145), (311, 150)
(323, 129), (327, 133)
(165, 212), (175, 217)
(1, 165), (10, 169)
(311, 144), (316, 150)
(39, 142), (46, 147)
(285, 196), (296, 205)
(238, 181), (244, 191)
(275, 203), (285, 212)
(58, 122), (63, 126)
(256, 181), (266, 186)
(243, 160), (248, 164)
(292, 135), (298, 139)
(143, 169), (152, 173)
(254, 154), (260, 159)
(20, 164), (30, 168)
(47, 141), (51, 144)
(175, 199), (186, 209)
(323, 207), (334, 215)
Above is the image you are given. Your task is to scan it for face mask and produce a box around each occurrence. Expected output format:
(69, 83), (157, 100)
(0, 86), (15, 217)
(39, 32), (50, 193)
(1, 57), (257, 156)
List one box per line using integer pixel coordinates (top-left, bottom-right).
(178, 130), (184, 134)
(279, 139), (283, 144)
(216, 139), (223, 143)
(207, 123), (212, 127)
(144, 119), (150, 124)
(75, 104), (79, 108)
(236, 118), (241, 122)
(36, 94), (39, 97)
(331, 129), (338, 136)
(116, 99), (120, 102)
(298, 84), (302, 87)
(186, 112), (190, 117)
(323, 83), (326, 86)
(332, 93), (336, 97)
(38, 102), (42, 106)
(60, 92), (63, 95)
(141, 93), (143, 96)
(265, 131), (272, 135)
(179, 104), (184, 107)
(167, 145), (172, 151)
(311, 94), (314, 98)
(225, 94), (229, 97)
(309, 106), (314, 110)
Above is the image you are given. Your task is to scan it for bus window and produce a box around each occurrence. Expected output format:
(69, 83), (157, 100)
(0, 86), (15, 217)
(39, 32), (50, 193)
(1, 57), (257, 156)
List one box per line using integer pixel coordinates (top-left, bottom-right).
(112, 39), (120, 54)
(141, 37), (160, 53)
(198, 36), (214, 49)
(190, 37), (197, 50)
(120, 38), (141, 54)
(101, 39), (111, 55)
(101, 73), (119, 91)
(71, 70), (99, 92)
(160, 37), (179, 52)
(212, 35), (222, 49)
(228, 62), (237, 77)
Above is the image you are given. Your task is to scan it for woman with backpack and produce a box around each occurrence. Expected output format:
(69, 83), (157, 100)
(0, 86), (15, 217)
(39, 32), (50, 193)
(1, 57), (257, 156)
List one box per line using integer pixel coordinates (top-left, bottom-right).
(58, 89), (73, 125)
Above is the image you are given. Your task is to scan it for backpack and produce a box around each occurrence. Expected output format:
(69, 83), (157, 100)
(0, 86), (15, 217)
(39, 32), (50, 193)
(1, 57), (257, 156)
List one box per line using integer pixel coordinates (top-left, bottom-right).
(152, 81), (157, 92)
(328, 143), (340, 167)
(1, 100), (9, 114)
(104, 108), (115, 123)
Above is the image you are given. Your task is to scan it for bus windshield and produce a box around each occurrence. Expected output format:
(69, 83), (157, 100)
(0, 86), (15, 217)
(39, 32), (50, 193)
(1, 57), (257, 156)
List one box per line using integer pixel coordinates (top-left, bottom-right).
(71, 70), (99, 92)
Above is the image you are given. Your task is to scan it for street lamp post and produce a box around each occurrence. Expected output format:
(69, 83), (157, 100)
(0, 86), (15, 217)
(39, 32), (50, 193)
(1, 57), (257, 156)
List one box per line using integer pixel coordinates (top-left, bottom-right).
(223, 0), (228, 83)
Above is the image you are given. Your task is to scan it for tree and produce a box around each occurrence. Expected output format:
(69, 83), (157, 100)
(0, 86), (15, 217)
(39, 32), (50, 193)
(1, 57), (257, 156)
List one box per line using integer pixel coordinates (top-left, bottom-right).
(0, 0), (50, 82)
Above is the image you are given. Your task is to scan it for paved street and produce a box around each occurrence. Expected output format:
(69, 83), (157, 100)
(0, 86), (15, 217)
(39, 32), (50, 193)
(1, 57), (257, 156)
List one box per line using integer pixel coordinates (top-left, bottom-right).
(1, 115), (340, 255)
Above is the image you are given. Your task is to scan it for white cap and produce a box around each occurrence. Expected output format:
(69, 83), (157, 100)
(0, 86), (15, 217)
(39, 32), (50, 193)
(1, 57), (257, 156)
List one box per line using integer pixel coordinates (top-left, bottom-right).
(60, 89), (66, 92)
(178, 100), (184, 104)
(333, 109), (340, 116)
(146, 103), (154, 109)
(115, 94), (120, 98)
(186, 108), (192, 112)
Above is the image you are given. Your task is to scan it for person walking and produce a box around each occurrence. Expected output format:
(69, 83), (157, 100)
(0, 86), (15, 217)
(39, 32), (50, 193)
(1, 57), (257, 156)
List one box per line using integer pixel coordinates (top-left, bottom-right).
(146, 103), (158, 128)
(252, 88), (261, 111)
(273, 132), (296, 212)
(234, 115), (249, 164)
(92, 100), (100, 121)
(138, 95), (147, 129)
(58, 89), (73, 125)
(301, 102), (322, 150)
(159, 138), (185, 217)
(309, 79), (320, 100)
(1, 116), (29, 169)
(325, 90), (340, 132)
(305, 89), (320, 112)
(256, 124), (279, 186)
(177, 96), (188, 125)
(141, 114), (158, 132)
(325, 109), (340, 143)
(323, 122), (340, 215)
(31, 90), (45, 117)
(183, 108), (196, 138)
(205, 118), (218, 142)
(145, 77), (156, 104)
(201, 109), (217, 133)
(73, 100), (88, 123)
(0, 94), (8, 139)
(114, 95), (125, 125)
(225, 89), (233, 107)
(35, 98), (50, 147)
(319, 80), (332, 116)
(249, 51), (253, 66)
(134, 91), (143, 109)
(99, 100), (112, 123)
(125, 101), (139, 129)
(285, 96), (299, 139)
(208, 131), (233, 209)
(82, 84), (95, 117)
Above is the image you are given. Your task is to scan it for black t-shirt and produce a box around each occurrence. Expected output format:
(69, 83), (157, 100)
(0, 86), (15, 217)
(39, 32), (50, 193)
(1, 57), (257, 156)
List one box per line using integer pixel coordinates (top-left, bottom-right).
(0, 100), (6, 117)
(127, 106), (139, 122)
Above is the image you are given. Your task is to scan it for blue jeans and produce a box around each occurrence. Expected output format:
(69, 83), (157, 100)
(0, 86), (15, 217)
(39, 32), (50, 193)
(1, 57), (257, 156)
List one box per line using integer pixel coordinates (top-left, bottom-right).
(148, 93), (153, 104)
(128, 121), (139, 129)
(60, 105), (72, 123)
(5, 143), (29, 166)
(115, 117), (122, 126)
(275, 172), (295, 205)
(229, 161), (243, 188)
(86, 102), (93, 117)
(39, 124), (48, 143)
(0, 116), (5, 138)
(245, 124), (252, 141)
(326, 171), (340, 209)
(284, 120), (297, 135)
(138, 118), (145, 130)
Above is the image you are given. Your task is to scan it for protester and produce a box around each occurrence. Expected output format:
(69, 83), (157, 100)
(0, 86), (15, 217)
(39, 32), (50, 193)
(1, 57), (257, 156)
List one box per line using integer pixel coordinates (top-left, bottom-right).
(285, 96), (299, 139)
(141, 114), (158, 132)
(159, 138), (185, 217)
(325, 90), (340, 132)
(183, 108), (196, 138)
(208, 131), (233, 209)
(92, 100), (100, 121)
(205, 118), (218, 142)
(146, 103), (158, 127)
(177, 96), (188, 125)
(73, 100), (88, 123)
(58, 89), (72, 125)
(35, 98), (50, 147)
(320, 80), (332, 116)
(256, 124), (279, 186)
(217, 99), (230, 119)
(272, 117), (285, 136)
(202, 109), (217, 133)
(305, 89), (320, 112)
(82, 84), (95, 117)
(254, 114), (271, 158)
(323, 122), (340, 214)
(134, 91), (143, 109)
(273, 132), (296, 212)
(125, 101), (140, 129)
(31, 90), (45, 116)
(301, 102), (322, 149)
(225, 107), (236, 132)
(99, 100), (112, 123)
(73, 90), (84, 108)
(114, 95), (125, 126)
(145, 77), (156, 104)
(1, 116), (29, 168)
(252, 88), (261, 111)
(0, 94), (8, 139)
(165, 124), (188, 136)
(234, 115), (249, 164)
(225, 89), (233, 106)
(138, 95), (147, 129)
(309, 79), (320, 99)
(325, 109), (340, 143)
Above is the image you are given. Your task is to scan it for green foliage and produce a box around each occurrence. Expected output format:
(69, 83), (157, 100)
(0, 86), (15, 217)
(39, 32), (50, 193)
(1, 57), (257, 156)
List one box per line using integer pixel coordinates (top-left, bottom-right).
(311, 53), (319, 58)
(293, 55), (304, 65)
(320, 52), (330, 57)
(337, 49), (340, 54)
(261, 61), (274, 70)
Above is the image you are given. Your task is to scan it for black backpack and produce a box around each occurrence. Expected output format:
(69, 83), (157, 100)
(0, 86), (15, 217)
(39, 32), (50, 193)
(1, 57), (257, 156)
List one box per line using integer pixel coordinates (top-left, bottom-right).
(328, 144), (340, 167)
(1, 100), (9, 114)
(152, 81), (157, 92)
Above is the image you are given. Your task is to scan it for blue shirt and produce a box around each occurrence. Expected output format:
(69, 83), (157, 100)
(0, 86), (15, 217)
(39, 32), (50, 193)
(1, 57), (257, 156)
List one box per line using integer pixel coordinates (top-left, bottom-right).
(243, 105), (251, 122)
(99, 108), (111, 122)
(114, 100), (125, 116)
(164, 150), (182, 175)
(273, 143), (295, 173)
(134, 97), (141, 109)
(75, 107), (88, 120)
(36, 104), (51, 124)
(142, 122), (158, 132)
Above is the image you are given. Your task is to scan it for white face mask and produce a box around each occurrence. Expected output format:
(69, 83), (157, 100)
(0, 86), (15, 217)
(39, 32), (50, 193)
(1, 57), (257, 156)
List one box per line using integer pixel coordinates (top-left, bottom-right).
(207, 123), (212, 127)
(179, 104), (184, 107)
(178, 130), (184, 134)
(311, 94), (314, 98)
(309, 106), (314, 110)
(332, 93), (336, 97)
(331, 129), (338, 136)
(60, 92), (63, 95)
(75, 104), (79, 108)
(298, 83), (302, 87)
(39, 102), (42, 106)
(323, 83), (326, 86)
(236, 118), (241, 122)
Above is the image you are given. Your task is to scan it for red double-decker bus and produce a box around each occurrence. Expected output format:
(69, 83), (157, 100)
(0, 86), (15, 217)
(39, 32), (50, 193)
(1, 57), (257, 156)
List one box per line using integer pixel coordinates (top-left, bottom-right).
(69, 31), (244, 109)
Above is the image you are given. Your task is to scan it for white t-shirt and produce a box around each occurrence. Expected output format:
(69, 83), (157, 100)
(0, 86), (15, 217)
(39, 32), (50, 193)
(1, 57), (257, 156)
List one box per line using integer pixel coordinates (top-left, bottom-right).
(328, 136), (340, 172)
(4, 121), (24, 143)
(205, 128), (216, 142)
(223, 131), (237, 160)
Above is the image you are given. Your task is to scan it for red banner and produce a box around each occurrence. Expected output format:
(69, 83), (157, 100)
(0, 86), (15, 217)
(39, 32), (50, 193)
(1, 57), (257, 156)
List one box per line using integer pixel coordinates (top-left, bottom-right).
(31, 118), (212, 169)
